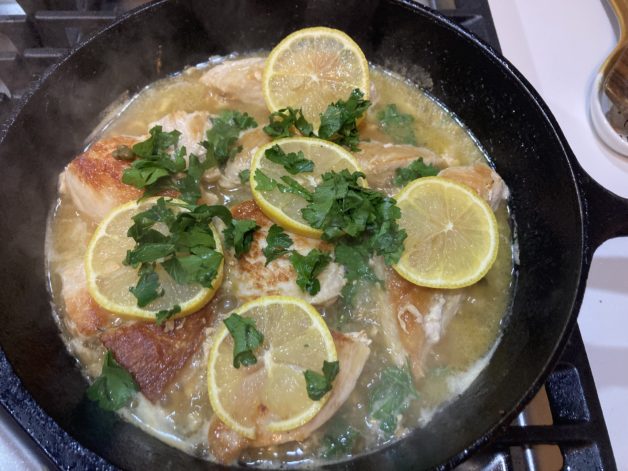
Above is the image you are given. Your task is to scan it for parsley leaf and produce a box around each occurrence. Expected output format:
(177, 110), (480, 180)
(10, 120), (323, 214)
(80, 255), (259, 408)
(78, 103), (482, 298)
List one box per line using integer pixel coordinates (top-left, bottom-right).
(320, 422), (360, 458)
(377, 104), (418, 145)
(126, 199), (230, 309)
(289, 249), (331, 296)
(112, 145), (134, 161)
(318, 89), (371, 151)
(155, 305), (181, 326)
(334, 242), (379, 303)
(263, 107), (314, 138)
(393, 158), (439, 187)
(304, 360), (339, 400)
(254, 169), (313, 201)
(223, 313), (264, 368)
(201, 110), (257, 166)
(369, 361), (419, 435)
(223, 219), (259, 258)
(263, 224), (294, 265)
(129, 263), (164, 307)
(238, 168), (250, 184)
(264, 144), (314, 174)
(87, 351), (138, 411)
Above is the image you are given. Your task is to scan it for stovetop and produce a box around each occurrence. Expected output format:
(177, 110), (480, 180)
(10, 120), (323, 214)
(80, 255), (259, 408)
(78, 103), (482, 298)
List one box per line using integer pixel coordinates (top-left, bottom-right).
(0, 1), (618, 470)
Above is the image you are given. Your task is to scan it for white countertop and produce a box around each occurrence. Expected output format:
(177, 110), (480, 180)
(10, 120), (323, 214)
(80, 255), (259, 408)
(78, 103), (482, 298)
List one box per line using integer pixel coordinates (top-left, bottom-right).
(1, 1), (626, 470)
(489, 0), (628, 468)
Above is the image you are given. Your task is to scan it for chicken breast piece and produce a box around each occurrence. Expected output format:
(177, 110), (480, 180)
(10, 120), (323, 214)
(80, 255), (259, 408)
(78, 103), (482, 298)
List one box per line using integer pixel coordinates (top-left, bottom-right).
(207, 330), (371, 463)
(219, 127), (272, 189)
(58, 259), (112, 337)
(439, 163), (509, 210)
(61, 136), (141, 221)
(149, 110), (211, 157)
(200, 57), (266, 110)
(354, 141), (445, 193)
(228, 201), (345, 306)
(101, 307), (213, 403)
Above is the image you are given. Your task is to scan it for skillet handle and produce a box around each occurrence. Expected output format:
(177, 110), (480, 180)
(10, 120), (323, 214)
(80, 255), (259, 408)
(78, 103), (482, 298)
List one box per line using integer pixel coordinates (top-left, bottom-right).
(576, 168), (628, 253)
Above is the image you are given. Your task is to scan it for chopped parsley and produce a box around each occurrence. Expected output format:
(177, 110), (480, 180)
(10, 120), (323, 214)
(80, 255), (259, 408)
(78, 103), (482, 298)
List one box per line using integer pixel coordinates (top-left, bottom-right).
(289, 249), (332, 296)
(201, 110), (257, 166)
(369, 361), (419, 435)
(121, 111), (256, 204)
(320, 422), (360, 458)
(304, 360), (339, 400)
(263, 224), (294, 265)
(223, 313), (264, 368)
(254, 169), (313, 201)
(155, 305), (181, 325)
(264, 144), (314, 174)
(125, 198), (231, 309)
(238, 168), (250, 184)
(317, 89), (371, 151)
(223, 219), (259, 258)
(393, 158), (439, 187)
(263, 107), (314, 138)
(334, 242), (379, 303)
(377, 104), (418, 145)
(262, 89), (370, 151)
(86, 351), (138, 411)
(301, 170), (406, 264)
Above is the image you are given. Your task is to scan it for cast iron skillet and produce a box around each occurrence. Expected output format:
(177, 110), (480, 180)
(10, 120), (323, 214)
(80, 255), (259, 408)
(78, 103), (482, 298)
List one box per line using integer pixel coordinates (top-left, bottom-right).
(0, 0), (627, 469)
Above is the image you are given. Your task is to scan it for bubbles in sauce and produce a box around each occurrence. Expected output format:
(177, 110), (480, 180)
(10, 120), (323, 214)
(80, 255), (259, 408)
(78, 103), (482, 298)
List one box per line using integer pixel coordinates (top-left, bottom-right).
(46, 54), (514, 467)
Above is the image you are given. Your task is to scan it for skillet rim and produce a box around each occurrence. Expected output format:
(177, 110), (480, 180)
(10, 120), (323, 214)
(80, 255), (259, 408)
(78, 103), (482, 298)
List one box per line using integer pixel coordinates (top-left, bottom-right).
(0, 0), (588, 469)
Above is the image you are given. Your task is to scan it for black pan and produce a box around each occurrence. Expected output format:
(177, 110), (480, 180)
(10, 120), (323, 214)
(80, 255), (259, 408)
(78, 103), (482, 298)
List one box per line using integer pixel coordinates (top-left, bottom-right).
(0, 1), (626, 469)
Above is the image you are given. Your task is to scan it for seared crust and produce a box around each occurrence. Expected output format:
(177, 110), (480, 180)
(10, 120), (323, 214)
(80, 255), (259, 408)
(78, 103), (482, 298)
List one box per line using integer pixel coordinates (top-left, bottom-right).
(64, 137), (141, 221)
(101, 307), (213, 402)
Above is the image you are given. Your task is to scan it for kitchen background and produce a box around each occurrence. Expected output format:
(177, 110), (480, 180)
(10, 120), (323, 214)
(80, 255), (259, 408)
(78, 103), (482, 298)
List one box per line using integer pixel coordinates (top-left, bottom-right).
(0, 0), (625, 469)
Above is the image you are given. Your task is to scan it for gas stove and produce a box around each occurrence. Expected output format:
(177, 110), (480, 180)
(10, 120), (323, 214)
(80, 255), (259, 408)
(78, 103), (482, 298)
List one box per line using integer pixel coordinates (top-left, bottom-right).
(0, 1), (618, 469)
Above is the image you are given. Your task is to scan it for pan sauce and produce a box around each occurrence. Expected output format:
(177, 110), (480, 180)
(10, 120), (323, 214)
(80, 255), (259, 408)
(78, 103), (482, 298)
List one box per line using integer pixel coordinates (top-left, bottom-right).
(46, 54), (514, 466)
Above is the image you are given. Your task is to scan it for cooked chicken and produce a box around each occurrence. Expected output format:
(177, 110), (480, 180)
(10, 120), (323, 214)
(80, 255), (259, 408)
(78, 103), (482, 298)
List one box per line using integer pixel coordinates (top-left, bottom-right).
(207, 330), (371, 461)
(200, 57), (266, 110)
(386, 270), (462, 380)
(228, 201), (345, 305)
(149, 110), (211, 157)
(219, 127), (271, 189)
(354, 141), (445, 192)
(61, 136), (141, 221)
(59, 259), (112, 337)
(439, 163), (509, 210)
(101, 307), (213, 403)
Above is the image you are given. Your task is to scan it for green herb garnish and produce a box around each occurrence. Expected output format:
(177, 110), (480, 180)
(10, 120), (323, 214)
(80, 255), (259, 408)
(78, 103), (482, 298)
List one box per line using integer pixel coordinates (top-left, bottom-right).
(304, 360), (339, 400)
(318, 89), (371, 151)
(393, 158), (439, 187)
(155, 305), (181, 325)
(263, 224), (294, 265)
(112, 144), (135, 161)
(334, 242), (379, 303)
(320, 422), (360, 458)
(125, 198), (231, 309)
(86, 351), (139, 411)
(301, 169), (406, 264)
(289, 249), (331, 296)
(238, 168), (250, 184)
(263, 107), (314, 138)
(377, 104), (417, 145)
(201, 110), (258, 166)
(223, 219), (259, 258)
(264, 144), (314, 174)
(369, 361), (419, 435)
(262, 89), (370, 150)
(223, 313), (264, 368)
(254, 169), (313, 201)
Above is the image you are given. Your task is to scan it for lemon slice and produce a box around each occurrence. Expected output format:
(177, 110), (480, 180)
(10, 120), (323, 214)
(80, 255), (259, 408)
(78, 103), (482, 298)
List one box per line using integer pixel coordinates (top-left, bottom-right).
(250, 137), (363, 238)
(393, 177), (499, 289)
(207, 296), (337, 439)
(263, 27), (370, 131)
(85, 197), (224, 320)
